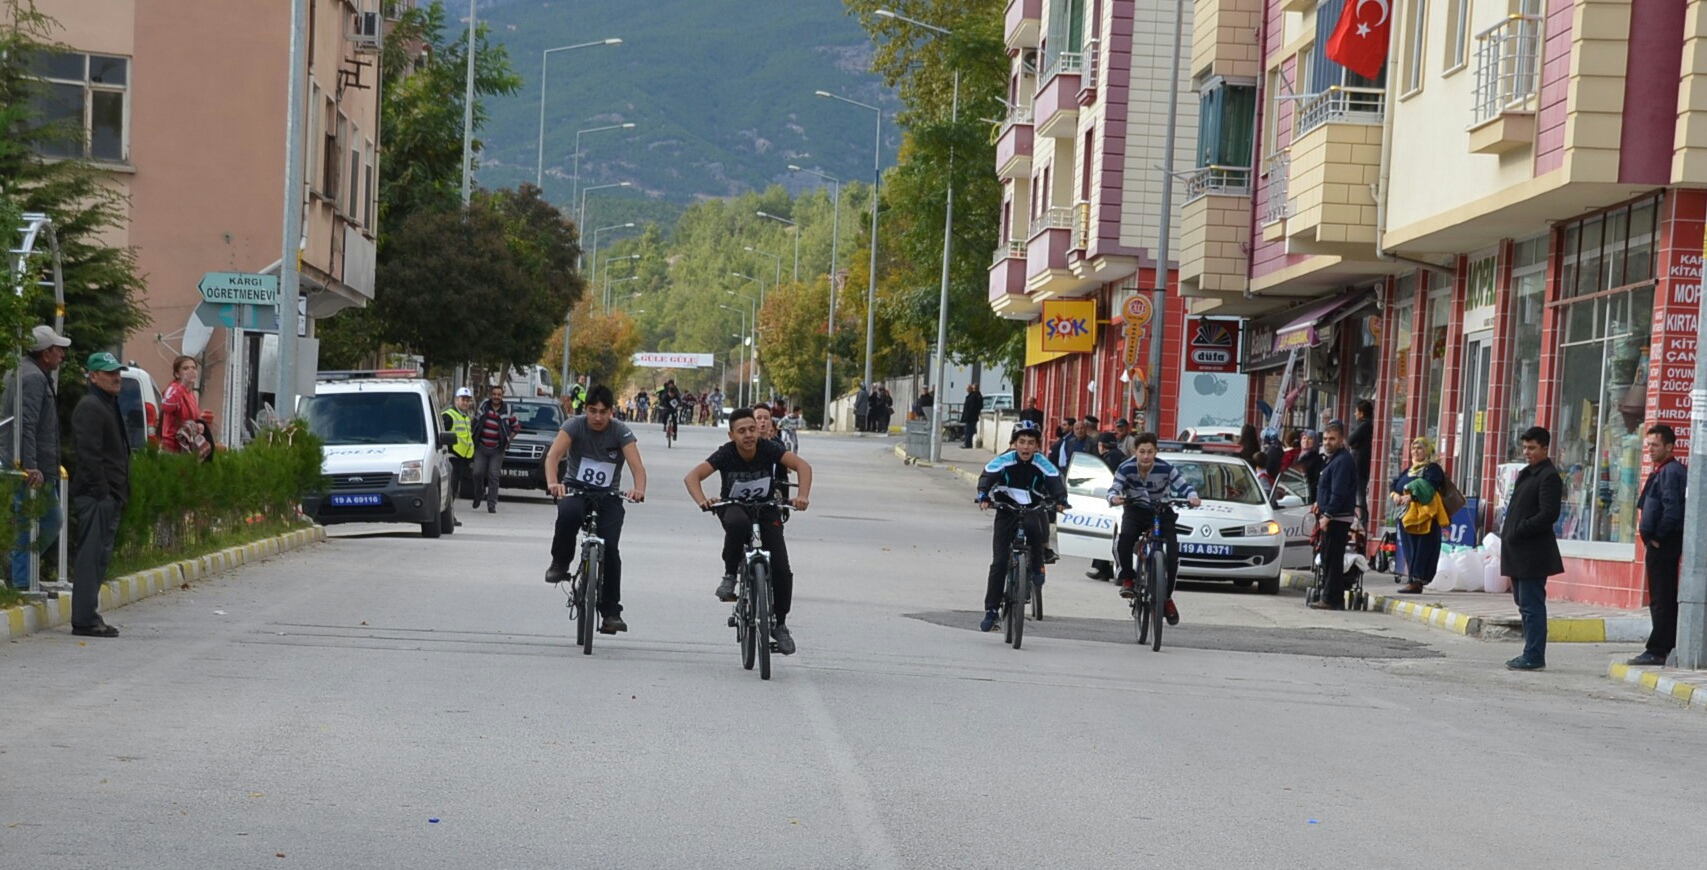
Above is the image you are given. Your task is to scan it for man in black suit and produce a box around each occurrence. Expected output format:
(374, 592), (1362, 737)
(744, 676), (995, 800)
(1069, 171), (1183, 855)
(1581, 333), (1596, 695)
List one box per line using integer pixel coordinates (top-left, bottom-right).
(959, 384), (985, 449)
(1018, 397), (1045, 427)
(1499, 426), (1563, 671)
(1631, 423), (1687, 666)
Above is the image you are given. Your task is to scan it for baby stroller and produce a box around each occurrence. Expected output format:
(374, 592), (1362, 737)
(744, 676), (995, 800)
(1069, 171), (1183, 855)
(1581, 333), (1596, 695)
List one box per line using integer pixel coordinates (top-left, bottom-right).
(1305, 518), (1372, 611)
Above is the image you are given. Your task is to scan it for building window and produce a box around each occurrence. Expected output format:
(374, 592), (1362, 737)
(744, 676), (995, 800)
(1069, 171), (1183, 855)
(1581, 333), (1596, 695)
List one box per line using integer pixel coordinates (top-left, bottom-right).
(1505, 237), (1547, 460)
(1552, 198), (1661, 544)
(1403, 0), (1429, 95)
(1310, 0), (1388, 93)
(1444, 0), (1470, 72)
(27, 51), (128, 163)
(1197, 83), (1256, 169)
(1386, 275), (1416, 489)
(1423, 287), (1450, 446)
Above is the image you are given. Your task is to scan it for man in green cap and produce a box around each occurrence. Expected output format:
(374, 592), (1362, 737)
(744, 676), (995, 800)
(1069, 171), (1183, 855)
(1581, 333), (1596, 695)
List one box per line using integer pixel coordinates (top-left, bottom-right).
(69, 352), (130, 638)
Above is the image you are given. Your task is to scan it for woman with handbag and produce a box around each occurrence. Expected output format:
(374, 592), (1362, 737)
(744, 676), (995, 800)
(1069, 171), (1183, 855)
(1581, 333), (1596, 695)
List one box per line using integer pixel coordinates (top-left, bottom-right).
(1390, 437), (1447, 593)
(161, 355), (213, 462)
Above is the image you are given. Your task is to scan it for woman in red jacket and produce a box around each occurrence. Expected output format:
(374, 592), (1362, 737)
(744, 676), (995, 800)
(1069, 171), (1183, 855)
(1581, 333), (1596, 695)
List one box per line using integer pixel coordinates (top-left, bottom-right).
(161, 355), (211, 460)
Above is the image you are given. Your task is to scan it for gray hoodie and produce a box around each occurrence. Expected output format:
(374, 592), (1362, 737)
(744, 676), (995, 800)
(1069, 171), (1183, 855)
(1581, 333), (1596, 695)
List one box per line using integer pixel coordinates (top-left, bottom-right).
(0, 355), (60, 475)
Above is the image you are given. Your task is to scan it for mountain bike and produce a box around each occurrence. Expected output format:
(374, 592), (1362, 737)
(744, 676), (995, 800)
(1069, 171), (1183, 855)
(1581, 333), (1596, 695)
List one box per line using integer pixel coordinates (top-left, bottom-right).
(1124, 499), (1190, 652)
(558, 478), (638, 656)
(664, 405), (679, 448)
(993, 499), (1053, 650)
(704, 487), (794, 680)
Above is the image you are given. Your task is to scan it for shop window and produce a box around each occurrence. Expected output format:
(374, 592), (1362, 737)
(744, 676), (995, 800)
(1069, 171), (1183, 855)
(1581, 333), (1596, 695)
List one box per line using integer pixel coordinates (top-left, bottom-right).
(1423, 289), (1450, 446)
(1197, 83), (1256, 169)
(1562, 195), (1659, 299)
(1553, 286), (1654, 544)
(1505, 237), (1547, 461)
(1386, 276), (1416, 483)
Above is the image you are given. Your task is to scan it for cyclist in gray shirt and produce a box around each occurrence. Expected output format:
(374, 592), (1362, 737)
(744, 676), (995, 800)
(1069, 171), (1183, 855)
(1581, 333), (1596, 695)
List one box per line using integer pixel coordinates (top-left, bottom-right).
(543, 385), (648, 635)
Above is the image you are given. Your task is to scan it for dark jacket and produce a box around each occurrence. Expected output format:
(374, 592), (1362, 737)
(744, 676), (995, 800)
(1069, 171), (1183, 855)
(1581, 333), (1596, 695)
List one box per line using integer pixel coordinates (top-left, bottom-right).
(1348, 419), (1373, 485)
(1017, 407), (1044, 426)
(1099, 447), (1126, 473)
(1293, 449), (1325, 497)
(960, 390), (984, 424)
(1316, 448), (1357, 519)
(1499, 458), (1563, 578)
(0, 355), (59, 474)
(1639, 457), (1687, 550)
(1051, 435), (1090, 469)
(71, 388), (131, 504)
(472, 399), (519, 451)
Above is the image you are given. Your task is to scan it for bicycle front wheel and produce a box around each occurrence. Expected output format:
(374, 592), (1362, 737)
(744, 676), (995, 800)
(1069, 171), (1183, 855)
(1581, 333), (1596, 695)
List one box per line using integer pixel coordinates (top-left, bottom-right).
(1147, 550), (1165, 652)
(582, 546), (601, 656)
(753, 560), (772, 680)
(1009, 552), (1028, 650)
(739, 570), (756, 671)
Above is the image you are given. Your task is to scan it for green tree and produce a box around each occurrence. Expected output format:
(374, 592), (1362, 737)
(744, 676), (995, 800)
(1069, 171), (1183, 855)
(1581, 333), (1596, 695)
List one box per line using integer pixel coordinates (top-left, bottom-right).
(542, 299), (641, 391)
(373, 199), (526, 373)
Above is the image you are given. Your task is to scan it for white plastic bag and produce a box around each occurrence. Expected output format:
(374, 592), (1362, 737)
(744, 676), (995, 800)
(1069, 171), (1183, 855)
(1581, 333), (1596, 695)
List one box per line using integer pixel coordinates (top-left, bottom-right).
(1428, 546), (1458, 591)
(1454, 549), (1482, 592)
(1481, 534), (1508, 593)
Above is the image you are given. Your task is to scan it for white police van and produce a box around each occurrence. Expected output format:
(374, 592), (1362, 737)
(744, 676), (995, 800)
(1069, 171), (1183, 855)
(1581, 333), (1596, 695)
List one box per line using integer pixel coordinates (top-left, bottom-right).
(298, 376), (458, 538)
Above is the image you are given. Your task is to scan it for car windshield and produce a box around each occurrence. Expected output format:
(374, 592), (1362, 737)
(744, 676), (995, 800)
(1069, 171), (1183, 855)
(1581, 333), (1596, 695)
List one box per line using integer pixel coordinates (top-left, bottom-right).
(1066, 453), (1114, 497)
(1166, 457), (1265, 505)
(512, 402), (563, 432)
(301, 391), (427, 445)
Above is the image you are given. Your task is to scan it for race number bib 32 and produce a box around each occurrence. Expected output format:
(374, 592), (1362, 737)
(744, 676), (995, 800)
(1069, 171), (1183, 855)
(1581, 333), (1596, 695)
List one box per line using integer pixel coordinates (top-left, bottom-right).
(576, 458), (618, 488)
(729, 476), (772, 500)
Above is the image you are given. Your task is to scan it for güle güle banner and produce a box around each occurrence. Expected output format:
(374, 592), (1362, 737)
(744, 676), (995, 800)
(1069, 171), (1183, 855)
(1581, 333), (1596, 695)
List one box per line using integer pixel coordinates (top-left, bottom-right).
(1325, 0), (1392, 80)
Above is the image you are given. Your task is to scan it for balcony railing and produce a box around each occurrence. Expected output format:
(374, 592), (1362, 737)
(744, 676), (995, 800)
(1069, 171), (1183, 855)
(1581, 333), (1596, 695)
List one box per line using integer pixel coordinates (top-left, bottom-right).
(1183, 165), (1253, 203)
(1082, 39), (1099, 91)
(1000, 104), (1034, 135)
(1029, 206), (1075, 238)
(1074, 200), (1091, 250)
(1293, 86), (1386, 138)
(1471, 14), (1543, 127)
(991, 239), (1027, 266)
(1262, 153), (1290, 225)
(1041, 51), (1084, 83)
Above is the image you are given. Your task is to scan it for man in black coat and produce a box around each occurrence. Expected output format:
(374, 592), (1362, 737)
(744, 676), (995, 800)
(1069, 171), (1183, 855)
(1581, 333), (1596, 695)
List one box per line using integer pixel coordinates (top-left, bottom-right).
(69, 353), (132, 638)
(1018, 397), (1045, 427)
(1348, 400), (1374, 521)
(1500, 426), (1563, 670)
(1309, 422), (1358, 611)
(1086, 432), (1126, 581)
(960, 384), (984, 449)
(1631, 424), (1687, 666)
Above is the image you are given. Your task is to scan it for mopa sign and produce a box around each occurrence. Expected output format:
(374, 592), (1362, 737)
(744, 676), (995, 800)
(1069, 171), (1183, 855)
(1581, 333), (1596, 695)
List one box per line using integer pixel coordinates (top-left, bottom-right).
(1185, 318), (1241, 373)
(1040, 299), (1097, 353)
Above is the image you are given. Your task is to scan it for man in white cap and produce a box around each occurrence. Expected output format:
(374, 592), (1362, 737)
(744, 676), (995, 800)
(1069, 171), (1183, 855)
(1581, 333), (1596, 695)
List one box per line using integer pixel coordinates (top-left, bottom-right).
(439, 388), (476, 514)
(0, 325), (71, 590)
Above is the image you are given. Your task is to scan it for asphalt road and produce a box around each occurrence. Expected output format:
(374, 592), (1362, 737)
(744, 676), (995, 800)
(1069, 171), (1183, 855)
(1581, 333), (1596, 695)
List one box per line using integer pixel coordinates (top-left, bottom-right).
(3, 425), (1704, 869)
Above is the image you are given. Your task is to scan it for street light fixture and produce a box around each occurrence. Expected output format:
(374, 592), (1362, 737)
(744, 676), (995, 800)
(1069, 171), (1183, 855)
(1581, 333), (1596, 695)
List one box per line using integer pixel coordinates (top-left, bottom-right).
(815, 88), (883, 392)
(589, 221), (636, 285)
(876, 7), (958, 463)
(535, 38), (624, 188)
(729, 273), (764, 403)
(571, 122), (636, 209)
(601, 253), (642, 309)
(718, 302), (752, 406)
(790, 164), (844, 429)
(755, 212), (800, 282)
(578, 182), (634, 267)
(743, 245), (782, 293)
(603, 275), (640, 312)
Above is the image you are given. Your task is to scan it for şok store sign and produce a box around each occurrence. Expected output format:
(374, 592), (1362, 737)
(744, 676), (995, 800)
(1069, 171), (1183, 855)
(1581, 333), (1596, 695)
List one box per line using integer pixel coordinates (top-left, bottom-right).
(1039, 300), (1098, 353)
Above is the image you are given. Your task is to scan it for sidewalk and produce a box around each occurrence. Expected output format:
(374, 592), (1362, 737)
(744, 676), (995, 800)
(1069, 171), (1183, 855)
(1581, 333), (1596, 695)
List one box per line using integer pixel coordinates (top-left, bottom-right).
(895, 440), (994, 489)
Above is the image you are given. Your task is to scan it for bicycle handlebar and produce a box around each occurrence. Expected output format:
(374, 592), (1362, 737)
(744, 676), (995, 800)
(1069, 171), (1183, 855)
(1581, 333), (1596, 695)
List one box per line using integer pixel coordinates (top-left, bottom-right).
(556, 477), (642, 503)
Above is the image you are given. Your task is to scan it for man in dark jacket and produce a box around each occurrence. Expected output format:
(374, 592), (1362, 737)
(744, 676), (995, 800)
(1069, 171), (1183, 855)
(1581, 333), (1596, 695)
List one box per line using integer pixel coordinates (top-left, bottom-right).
(69, 352), (131, 638)
(959, 384), (984, 449)
(1500, 426), (1563, 670)
(1018, 397), (1045, 427)
(471, 386), (520, 513)
(1292, 429), (1325, 497)
(1348, 400), (1375, 521)
(1309, 422), (1358, 611)
(2, 325), (70, 589)
(853, 382), (870, 433)
(1631, 424), (1687, 666)
(1085, 432), (1126, 580)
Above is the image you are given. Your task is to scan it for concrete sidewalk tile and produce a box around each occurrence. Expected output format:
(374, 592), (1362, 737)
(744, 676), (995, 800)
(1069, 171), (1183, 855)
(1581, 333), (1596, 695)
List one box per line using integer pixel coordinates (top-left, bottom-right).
(1608, 662), (1707, 711)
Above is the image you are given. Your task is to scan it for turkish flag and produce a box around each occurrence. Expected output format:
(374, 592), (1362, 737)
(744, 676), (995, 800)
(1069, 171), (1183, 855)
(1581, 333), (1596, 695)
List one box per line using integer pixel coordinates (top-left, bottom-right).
(1325, 0), (1393, 80)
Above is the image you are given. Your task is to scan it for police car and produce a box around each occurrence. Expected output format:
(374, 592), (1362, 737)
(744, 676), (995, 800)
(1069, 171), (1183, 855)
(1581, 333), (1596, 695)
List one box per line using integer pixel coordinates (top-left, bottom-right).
(1056, 443), (1312, 593)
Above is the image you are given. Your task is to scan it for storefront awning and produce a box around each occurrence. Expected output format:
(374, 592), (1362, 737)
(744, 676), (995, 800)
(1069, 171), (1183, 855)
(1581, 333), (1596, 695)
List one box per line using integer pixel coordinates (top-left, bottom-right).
(1273, 290), (1375, 352)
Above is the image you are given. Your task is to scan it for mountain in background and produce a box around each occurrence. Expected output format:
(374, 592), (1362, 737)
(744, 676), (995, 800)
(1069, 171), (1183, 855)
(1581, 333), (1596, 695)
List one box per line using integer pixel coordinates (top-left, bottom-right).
(473, 0), (900, 228)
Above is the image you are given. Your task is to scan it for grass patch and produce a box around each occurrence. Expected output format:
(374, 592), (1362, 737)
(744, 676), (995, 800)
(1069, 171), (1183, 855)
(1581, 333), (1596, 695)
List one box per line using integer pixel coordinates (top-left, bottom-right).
(0, 584), (23, 609)
(109, 518), (312, 579)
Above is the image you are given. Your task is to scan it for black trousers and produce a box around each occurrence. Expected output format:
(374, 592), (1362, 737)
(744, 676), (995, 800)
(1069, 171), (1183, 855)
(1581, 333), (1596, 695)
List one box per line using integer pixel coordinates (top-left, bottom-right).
(471, 445), (503, 505)
(446, 456), (472, 502)
(71, 495), (122, 628)
(1645, 541), (1682, 657)
(1116, 506), (1180, 598)
(552, 495), (626, 616)
(985, 509), (1047, 611)
(1321, 519), (1353, 608)
(721, 505), (794, 620)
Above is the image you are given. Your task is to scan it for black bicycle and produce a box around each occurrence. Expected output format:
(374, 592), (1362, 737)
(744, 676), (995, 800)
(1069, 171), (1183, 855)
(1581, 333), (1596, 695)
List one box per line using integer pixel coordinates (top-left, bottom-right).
(704, 489), (794, 680)
(558, 478), (637, 656)
(1121, 498), (1190, 652)
(664, 404), (680, 448)
(993, 499), (1054, 650)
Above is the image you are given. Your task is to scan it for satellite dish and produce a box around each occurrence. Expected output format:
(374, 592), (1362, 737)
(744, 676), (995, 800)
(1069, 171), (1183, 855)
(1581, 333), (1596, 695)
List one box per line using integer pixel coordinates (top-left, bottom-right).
(182, 308), (215, 357)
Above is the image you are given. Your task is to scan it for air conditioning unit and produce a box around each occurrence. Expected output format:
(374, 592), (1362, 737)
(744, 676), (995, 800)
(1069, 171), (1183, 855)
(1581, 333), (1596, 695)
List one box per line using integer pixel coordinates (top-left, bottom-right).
(1020, 49), (1039, 75)
(351, 11), (382, 52)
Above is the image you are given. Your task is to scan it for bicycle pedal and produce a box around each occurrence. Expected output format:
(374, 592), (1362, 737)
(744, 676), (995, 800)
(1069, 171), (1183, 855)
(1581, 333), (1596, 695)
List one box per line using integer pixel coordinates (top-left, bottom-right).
(727, 615), (738, 628)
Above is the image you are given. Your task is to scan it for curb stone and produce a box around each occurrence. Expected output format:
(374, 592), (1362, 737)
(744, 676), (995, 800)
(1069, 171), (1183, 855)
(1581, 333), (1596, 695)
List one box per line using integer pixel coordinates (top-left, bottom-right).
(893, 444), (979, 487)
(1, 526), (326, 643)
(1607, 662), (1707, 711)
(1279, 569), (1649, 642)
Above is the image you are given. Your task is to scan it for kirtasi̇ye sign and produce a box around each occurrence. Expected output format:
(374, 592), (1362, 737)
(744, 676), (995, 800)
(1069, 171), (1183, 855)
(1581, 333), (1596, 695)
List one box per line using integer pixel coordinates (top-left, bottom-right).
(1039, 299), (1098, 353)
(1185, 318), (1241, 373)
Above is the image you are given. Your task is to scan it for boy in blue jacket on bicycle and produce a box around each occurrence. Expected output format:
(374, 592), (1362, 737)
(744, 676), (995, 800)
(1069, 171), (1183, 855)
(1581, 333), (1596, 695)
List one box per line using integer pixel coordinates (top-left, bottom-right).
(975, 421), (1068, 632)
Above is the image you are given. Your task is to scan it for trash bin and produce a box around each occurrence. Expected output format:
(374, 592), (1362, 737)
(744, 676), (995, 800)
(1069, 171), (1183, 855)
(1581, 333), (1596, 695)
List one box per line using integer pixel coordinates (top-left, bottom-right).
(904, 419), (930, 458)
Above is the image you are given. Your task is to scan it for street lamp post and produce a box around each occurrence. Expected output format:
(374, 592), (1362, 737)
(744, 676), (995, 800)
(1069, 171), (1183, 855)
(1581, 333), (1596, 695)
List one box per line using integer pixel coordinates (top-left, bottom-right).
(461, 0), (477, 206)
(578, 183), (633, 270)
(790, 164), (842, 429)
(816, 89), (882, 391)
(755, 212), (800, 282)
(604, 275), (640, 311)
(572, 122), (636, 210)
(590, 222), (635, 286)
(730, 273), (764, 403)
(535, 39), (623, 189)
(743, 245), (782, 293)
(876, 8), (958, 463)
(601, 253), (640, 309)
(719, 305), (750, 406)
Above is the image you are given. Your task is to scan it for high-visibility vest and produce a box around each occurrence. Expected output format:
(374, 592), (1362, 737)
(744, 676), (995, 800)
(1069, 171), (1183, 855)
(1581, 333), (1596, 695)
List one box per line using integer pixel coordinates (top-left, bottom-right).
(442, 407), (475, 459)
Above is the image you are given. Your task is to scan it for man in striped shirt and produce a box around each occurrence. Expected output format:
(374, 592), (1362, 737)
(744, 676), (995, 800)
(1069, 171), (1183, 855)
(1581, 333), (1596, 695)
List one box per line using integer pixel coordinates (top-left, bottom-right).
(470, 385), (520, 513)
(1106, 433), (1200, 624)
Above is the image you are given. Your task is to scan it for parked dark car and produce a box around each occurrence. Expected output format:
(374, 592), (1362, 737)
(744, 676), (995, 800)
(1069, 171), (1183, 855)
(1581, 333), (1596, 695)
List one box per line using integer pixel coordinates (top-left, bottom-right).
(500, 399), (563, 491)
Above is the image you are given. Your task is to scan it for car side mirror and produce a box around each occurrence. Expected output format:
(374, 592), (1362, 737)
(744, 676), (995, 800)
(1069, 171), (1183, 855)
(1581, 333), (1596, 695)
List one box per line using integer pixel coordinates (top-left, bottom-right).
(437, 431), (458, 449)
(1275, 494), (1304, 509)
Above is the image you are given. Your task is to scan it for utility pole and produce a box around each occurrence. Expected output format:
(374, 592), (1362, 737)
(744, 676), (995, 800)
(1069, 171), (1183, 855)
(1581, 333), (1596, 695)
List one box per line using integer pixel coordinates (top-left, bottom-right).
(559, 307), (572, 391)
(1677, 224), (1707, 668)
(928, 71), (959, 464)
(276, 0), (308, 417)
(460, 0), (477, 207)
(1146, 0), (1186, 435)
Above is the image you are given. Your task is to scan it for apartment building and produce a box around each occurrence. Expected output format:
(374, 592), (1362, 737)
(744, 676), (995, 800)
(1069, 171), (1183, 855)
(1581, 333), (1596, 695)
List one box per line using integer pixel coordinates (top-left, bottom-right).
(991, 0), (1208, 433)
(1179, 0), (1704, 606)
(30, 0), (391, 442)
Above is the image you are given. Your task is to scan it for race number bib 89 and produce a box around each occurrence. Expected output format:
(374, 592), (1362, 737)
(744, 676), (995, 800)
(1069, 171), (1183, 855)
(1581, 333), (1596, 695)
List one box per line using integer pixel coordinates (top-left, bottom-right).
(729, 476), (772, 500)
(576, 458), (618, 488)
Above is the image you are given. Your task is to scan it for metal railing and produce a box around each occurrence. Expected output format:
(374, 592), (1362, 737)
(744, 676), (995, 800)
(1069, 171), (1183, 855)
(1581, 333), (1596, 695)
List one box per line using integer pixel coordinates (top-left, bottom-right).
(1081, 39), (1100, 91)
(991, 239), (1027, 266)
(1028, 205), (1075, 239)
(1293, 86), (1387, 138)
(1262, 153), (1291, 224)
(1000, 104), (1033, 136)
(1471, 14), (1544, 127)
(1041, 51), (1084, 83)
(1074, 200), (1092, 250)
(1183, 165), (1253, 202)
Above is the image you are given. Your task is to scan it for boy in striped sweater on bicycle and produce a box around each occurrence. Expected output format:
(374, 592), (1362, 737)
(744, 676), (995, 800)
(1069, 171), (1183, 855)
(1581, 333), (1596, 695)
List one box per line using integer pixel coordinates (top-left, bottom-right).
(1107, 433), (1200, 625)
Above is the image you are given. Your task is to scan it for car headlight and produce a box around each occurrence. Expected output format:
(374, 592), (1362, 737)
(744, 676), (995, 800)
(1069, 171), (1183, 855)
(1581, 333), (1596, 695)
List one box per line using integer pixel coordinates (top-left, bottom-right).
(1245, 520), (1281, 537)
(399, 460), (423, 485)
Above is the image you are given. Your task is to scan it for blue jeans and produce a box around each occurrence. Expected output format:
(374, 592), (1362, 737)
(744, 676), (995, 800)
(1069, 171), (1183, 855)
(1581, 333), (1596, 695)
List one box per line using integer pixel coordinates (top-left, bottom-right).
(1511, 576), (1548, 664)
(10, 487), (61, 590)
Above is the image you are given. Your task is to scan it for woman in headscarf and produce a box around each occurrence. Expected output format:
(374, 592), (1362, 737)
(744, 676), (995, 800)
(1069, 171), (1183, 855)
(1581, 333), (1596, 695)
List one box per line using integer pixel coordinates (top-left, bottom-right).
(1390, 437), (1447, 593)
(1236, 423), (1262, 471)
